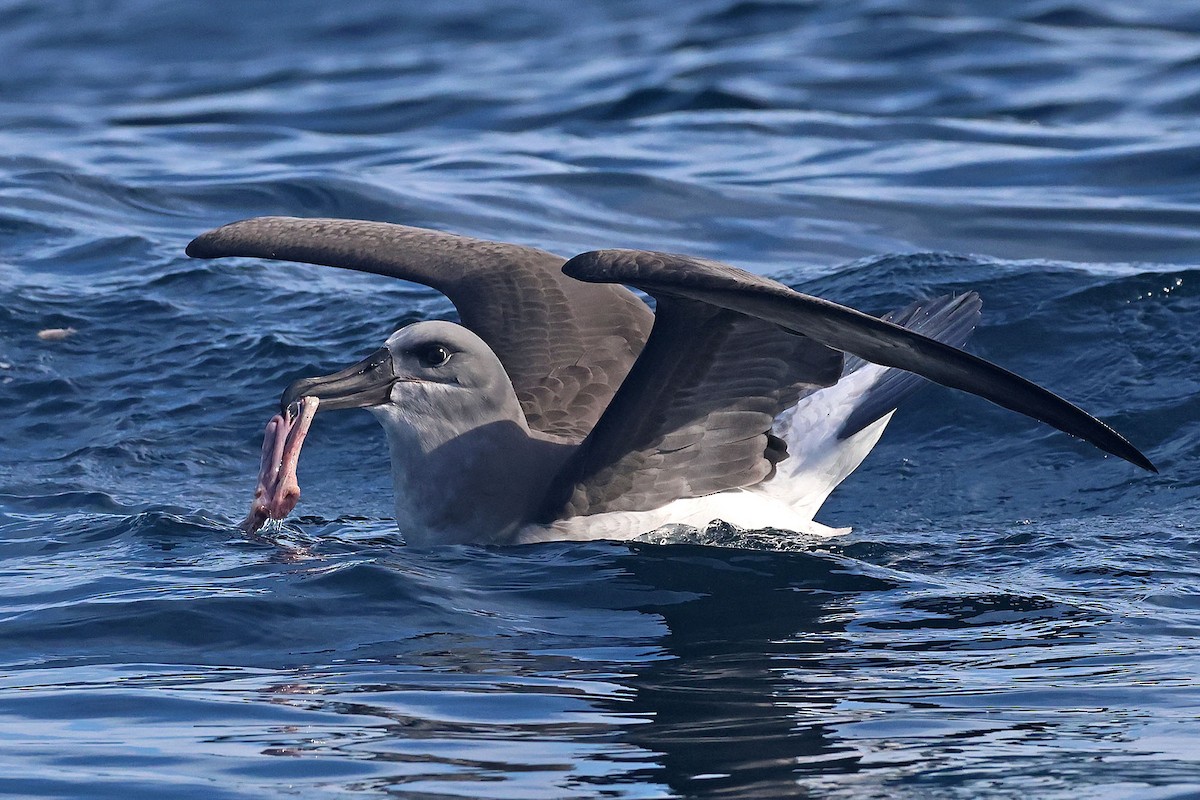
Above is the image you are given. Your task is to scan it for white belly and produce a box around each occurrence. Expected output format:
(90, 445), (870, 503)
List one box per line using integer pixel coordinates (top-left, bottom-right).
(514, 488), (848, 544)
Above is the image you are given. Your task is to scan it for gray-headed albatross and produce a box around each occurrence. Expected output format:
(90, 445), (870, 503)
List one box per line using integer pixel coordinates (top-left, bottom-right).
(187, 217), (1155, 545)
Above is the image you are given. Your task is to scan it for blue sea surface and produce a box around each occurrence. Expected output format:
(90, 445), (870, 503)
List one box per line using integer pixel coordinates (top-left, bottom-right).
(2, 1), (1199, 797)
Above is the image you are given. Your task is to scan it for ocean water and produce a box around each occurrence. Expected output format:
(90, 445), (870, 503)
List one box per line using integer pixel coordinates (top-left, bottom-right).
(2, 0), (1199, 797)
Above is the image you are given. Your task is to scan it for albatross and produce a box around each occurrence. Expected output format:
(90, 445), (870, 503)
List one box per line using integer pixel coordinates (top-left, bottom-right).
(187, 217), (1155, 545)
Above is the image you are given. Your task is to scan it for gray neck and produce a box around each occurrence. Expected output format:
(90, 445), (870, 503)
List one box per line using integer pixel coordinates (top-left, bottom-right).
(371, 406), (573, 545)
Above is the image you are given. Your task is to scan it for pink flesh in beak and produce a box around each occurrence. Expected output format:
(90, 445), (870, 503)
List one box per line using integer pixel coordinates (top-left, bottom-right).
(240, 395), (320, 534)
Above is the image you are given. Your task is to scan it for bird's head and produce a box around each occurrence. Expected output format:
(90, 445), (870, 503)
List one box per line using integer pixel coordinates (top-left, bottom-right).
(280, 320), (524, 445)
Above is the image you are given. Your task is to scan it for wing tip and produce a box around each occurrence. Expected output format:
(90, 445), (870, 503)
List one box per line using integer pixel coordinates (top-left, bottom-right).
(1068, 422), (1155, 472)
(1063, 403), (1155, 473)
(186, 219), (250, 259)
(1120, 444), (1158, 473)
(186, 216), (301, 260)
(185, 232), (216, 259)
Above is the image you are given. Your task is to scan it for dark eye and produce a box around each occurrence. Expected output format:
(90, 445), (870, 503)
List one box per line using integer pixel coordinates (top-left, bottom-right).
(417, 344), (452, 368)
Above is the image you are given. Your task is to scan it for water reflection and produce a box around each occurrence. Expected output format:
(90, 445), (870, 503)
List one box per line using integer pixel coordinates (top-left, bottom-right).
(609, 544), (895, 798)
(82, 517), (1189, 799)
(234, 538), (896, 797)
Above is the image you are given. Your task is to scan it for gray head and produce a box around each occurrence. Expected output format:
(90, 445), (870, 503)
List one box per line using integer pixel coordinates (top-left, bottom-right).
(280, 320), (557, 544)
(281, 320), (527, 443)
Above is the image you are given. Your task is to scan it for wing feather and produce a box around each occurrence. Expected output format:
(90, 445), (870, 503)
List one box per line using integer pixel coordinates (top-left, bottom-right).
(541, 297), (843, 519)
(561, 249), (1155, 472)
(188, 216), (654, 438)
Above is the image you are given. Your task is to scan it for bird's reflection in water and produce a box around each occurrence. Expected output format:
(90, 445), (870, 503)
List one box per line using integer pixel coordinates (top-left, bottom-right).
(244, 533), (896, 797)
(606, 539), (894, 798)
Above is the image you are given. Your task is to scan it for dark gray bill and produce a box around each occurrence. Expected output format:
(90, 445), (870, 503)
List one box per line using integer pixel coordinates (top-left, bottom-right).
(280, 347), (395, 412)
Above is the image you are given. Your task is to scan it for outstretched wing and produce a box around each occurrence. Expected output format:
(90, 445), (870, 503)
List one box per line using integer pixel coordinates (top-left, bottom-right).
(187, 216), (654, 439)
(553, 249), (1154, 506)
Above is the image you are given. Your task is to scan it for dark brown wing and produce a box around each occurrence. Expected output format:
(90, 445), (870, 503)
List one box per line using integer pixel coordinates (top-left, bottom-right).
(557, 249), (1155, 483)
(187, 216), (654, 439)
(540, 295), (844, 519)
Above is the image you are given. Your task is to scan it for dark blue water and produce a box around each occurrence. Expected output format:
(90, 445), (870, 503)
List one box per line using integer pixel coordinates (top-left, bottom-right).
(3, 1), (1199, 797)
